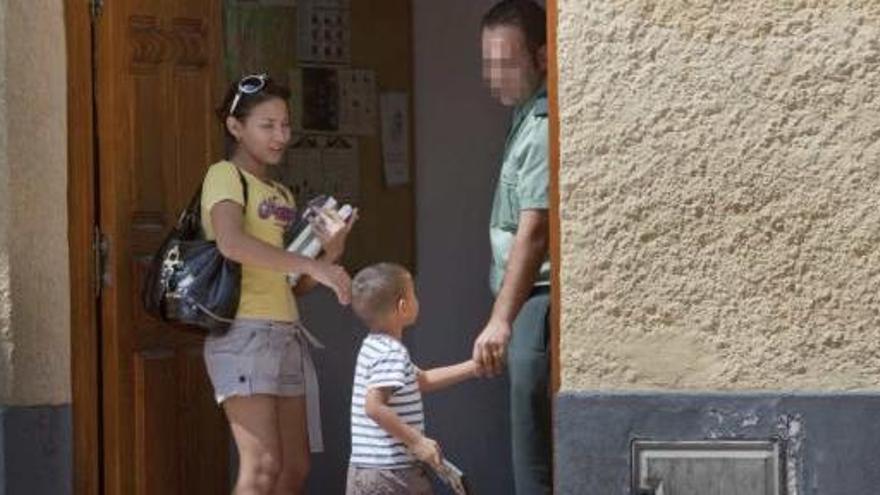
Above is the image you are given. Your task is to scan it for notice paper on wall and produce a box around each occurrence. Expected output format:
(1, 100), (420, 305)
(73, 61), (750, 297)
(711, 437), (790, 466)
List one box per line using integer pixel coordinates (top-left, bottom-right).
(282, 135), (360, 205)
(297, 0), (351, 64)
(322, 136), (360, 204)
(339, 69), (377, 136)
(233, 0), (296, 6)
(291, 67), (377, 136)
(379, 92), (410, 187)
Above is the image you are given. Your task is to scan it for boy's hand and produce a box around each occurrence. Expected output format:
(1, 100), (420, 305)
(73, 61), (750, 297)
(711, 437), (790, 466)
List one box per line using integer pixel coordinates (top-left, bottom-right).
(411, 436), (443, 470)
(466, 359), (480, 378)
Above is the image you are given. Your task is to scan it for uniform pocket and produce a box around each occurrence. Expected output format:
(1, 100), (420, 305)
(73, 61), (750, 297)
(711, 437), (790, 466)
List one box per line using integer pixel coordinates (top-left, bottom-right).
(510, 293), (551, 354)
(493, 173), (521, 231)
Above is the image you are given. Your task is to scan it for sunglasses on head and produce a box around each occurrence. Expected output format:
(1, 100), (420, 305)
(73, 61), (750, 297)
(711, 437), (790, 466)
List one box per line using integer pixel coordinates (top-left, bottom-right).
(228, 73), (268, 116)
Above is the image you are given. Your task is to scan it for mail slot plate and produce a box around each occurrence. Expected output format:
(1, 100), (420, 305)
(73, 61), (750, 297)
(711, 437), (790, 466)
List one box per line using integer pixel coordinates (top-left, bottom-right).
(632, 440), (782, 495)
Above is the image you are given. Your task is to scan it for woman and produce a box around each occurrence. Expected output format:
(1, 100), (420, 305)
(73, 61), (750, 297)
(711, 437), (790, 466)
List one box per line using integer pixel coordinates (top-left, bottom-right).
(202, 73), (355, 494)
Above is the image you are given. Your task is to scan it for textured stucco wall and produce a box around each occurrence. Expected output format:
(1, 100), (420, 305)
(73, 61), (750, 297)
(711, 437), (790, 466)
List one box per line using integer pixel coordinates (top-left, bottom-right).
(0, 0), (70, 405)
(558, 1), (880, 391)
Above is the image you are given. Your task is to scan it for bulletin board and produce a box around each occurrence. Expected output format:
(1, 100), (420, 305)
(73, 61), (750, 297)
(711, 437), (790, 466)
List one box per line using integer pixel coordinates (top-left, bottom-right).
(222, 0), (416, 272)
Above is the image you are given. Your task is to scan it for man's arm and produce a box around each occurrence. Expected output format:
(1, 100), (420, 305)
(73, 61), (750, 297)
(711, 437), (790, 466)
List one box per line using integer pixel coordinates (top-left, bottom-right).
(417, 360), (478, 393)
(473, 209), (549, 376)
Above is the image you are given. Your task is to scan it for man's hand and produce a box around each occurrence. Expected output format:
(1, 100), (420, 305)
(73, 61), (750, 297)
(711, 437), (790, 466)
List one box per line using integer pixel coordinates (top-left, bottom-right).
(411, 436), (443, 470)
(473, 318), (512, 377)
(474, 210), (548, 378)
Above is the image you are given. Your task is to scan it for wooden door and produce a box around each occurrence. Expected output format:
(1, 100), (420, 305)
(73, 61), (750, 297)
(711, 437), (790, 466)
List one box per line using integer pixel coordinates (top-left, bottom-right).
(94, 0), (229, 493)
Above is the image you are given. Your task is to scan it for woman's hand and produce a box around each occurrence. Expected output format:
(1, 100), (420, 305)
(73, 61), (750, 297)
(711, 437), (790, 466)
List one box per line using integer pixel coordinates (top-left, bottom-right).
(311, 207), (359, 262)
(305, 260), (352, 305)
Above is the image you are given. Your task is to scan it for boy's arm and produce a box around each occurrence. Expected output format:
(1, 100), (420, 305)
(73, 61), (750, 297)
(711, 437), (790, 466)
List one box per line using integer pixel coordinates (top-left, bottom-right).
(417, 360), (478, 394)
(364, 387), (442, 469)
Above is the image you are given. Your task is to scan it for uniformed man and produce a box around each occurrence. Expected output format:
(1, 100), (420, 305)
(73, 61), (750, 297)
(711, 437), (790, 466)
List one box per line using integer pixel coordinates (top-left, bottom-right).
(472, 1), (552, 494)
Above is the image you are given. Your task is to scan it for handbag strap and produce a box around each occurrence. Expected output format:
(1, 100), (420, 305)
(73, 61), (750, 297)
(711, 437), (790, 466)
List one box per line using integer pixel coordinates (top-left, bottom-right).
(180, 165), (250, 230)
(274, 181), (292, 204)
(234, 166), (249, 206)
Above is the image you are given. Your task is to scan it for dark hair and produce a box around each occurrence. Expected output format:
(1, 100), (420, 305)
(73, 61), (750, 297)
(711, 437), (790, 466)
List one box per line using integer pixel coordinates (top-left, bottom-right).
(216, 74), (292, 151)
(481, 0), (547, 59)
(351, 263), (411, 327)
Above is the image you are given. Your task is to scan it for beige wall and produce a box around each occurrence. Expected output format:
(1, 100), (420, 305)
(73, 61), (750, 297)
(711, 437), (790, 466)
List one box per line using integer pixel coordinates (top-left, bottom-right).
(0, 0), (70, 405)
(558, 1), (880, 391)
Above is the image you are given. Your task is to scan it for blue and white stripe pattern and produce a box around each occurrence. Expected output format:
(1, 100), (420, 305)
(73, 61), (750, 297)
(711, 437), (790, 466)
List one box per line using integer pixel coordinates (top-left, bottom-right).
(350, 333), (424, 468)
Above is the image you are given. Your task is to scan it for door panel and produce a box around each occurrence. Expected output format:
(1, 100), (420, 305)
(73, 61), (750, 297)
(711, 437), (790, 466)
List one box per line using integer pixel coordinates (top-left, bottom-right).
(96, 0), (228, 493)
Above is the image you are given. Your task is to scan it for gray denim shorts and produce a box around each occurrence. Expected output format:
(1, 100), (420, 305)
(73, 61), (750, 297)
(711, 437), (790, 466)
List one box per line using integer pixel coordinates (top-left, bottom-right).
(204, 319), (309, 403)
(204, 318), (327, 452)
(345, 465), (434, 495)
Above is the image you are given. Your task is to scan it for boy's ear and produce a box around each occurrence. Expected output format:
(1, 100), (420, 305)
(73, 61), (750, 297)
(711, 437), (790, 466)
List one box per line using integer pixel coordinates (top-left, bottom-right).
(397, 296), (407, 314)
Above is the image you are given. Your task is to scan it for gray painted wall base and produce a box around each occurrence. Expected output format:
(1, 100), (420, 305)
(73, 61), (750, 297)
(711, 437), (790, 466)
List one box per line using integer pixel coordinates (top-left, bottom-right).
(555, 392), (880, 495)
(0, 405), (71, 495)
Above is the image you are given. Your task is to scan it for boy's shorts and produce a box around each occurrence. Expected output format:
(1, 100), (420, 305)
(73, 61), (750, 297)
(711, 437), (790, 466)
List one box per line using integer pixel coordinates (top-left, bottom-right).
(345, 465), (433, 495)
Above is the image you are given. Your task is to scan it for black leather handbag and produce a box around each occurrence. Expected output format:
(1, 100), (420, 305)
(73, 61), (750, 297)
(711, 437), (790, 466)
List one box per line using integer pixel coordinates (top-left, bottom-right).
(142, 168), (248, 333)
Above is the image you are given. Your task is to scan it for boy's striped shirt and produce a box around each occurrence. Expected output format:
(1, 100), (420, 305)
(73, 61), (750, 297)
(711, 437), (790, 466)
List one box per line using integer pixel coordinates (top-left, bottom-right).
(349, 333), (424, 468)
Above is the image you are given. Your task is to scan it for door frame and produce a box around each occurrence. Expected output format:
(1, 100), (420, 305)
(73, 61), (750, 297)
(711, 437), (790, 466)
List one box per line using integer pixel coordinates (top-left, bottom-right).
(66, 0), (565, 492)
(66, 0), (101, 494)
(547, 0), (562, 394)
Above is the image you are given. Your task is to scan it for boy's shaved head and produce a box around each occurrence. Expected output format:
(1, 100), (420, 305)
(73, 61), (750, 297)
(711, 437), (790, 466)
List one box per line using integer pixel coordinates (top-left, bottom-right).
(351, 263), (411, 326)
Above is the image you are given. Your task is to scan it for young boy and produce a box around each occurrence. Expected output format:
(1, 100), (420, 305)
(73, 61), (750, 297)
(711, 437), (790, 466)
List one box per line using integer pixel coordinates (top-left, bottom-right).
(346, 263), (477, 495)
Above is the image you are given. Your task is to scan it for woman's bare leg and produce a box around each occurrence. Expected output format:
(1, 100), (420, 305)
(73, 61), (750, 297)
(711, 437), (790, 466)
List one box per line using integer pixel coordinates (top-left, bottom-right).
(272, 396), (311, 495)
(225, 395), (282, 495)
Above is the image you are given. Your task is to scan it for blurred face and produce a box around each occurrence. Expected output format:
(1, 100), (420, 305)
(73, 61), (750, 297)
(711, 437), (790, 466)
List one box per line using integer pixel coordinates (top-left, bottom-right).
(482, 25), (546, 106)
(226, 97), (291, 166)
